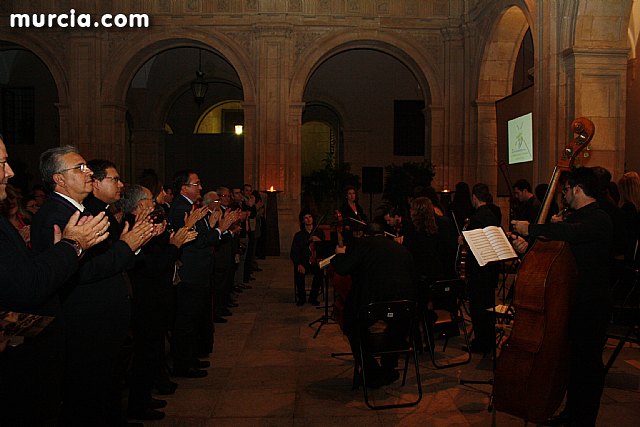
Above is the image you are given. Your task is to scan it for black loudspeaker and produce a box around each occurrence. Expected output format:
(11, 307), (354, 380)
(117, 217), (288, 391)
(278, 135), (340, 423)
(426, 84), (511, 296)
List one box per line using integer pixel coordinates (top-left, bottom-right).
(361, 166), (384, 194)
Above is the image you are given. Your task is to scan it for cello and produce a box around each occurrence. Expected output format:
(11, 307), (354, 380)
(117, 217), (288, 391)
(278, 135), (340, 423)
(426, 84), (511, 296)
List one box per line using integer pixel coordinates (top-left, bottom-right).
(493, 117), (595, 423)
(330, 210), (352, 331)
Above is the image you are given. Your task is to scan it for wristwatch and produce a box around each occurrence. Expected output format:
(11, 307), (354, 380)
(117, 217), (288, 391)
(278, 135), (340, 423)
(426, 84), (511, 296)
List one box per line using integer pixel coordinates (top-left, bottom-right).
(60, 238), (83, 257)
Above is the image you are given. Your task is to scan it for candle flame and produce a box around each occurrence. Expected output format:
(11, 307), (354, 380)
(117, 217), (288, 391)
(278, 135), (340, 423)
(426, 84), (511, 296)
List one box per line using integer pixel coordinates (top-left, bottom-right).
(269, 186), (275, 192)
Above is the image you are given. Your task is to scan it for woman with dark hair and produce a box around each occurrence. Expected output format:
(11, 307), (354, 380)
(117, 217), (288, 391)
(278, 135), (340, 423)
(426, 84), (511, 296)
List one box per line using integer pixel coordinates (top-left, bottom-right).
(449, 181), (474, 227)
(401, 197), (444, 284)
(339, 185), (366, 243)
(400, 197), (445, 351)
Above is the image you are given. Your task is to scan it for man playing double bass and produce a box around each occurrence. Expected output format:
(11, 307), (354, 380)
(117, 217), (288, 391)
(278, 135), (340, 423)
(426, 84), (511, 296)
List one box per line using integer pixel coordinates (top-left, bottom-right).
(512, 166), (612, 426)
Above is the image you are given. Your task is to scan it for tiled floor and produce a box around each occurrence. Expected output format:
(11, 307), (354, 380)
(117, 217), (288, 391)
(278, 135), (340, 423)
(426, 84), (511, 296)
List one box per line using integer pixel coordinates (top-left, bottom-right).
(150, 257), (640, 426)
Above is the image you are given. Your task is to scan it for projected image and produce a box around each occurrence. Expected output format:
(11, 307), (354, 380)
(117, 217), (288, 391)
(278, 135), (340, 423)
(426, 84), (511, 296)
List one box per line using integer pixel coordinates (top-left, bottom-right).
(508, 112), (533, 164)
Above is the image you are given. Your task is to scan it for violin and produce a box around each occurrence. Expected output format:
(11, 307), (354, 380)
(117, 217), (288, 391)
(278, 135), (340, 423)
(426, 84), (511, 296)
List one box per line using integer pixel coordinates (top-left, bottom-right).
(331, 210), (352, 331)
(335, 210), (344, 248)
(308, 214), (325, 266)
(452, 214), (470, 281)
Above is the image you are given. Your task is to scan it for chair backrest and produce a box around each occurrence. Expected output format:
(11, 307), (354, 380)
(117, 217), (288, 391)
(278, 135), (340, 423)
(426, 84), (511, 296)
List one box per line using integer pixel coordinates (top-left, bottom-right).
(428, 279), (465, 312)
(358, 300), (417, 324)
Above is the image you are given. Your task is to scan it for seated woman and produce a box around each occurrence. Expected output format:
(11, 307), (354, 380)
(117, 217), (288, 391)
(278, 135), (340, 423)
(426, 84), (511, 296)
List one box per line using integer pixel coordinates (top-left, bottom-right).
(400, 197), (445, 350)
(289, 209), (324, 306)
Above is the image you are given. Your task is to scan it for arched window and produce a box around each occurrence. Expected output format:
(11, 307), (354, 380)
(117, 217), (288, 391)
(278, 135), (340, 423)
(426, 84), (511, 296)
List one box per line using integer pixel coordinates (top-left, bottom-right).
(194, 100), (243, 134)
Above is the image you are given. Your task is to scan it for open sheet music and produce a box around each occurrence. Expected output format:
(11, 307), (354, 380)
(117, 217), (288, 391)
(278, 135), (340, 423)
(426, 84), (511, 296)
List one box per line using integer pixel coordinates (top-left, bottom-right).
(462, 226), (518, 267)
(318, 254), (336, 269)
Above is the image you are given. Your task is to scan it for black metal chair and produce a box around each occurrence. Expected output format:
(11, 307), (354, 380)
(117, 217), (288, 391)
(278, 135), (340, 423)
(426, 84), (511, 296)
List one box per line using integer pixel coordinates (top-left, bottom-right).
(605, 264), (640, 374)
(423, 279), (472, 369)
(353, 300), (422, 410)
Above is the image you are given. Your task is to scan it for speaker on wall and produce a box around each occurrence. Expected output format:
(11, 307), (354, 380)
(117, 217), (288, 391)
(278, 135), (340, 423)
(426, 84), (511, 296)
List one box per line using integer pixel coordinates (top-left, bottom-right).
(361, 166), (384, 194)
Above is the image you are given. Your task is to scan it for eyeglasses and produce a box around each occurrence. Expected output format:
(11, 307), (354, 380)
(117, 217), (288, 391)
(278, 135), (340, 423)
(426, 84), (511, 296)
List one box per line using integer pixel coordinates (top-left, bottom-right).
(103, 176), (121, 184)
(562, 186), (572, 194)
(183, 181), (201, 187)
(57, 163), (90, 174)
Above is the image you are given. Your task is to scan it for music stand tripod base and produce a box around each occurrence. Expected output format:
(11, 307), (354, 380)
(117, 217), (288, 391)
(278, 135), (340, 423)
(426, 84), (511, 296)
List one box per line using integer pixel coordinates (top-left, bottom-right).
(308, 263), (336, 339)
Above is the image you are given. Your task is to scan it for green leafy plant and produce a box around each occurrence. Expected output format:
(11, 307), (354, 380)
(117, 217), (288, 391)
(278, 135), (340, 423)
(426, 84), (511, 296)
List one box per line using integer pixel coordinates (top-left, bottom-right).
(301, 154), (360, 218)
(382, 161), (436, 213)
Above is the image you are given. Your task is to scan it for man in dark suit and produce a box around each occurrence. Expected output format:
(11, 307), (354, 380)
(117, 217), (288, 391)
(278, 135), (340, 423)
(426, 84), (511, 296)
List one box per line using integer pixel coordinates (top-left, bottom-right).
(168, 170), (235, 377)
(31, 145), (153, 426)
(0, 138), (110, 425)
(331, 222), (416, 387)
(213, 187), (243, 318)
(462, 183), (502, 355)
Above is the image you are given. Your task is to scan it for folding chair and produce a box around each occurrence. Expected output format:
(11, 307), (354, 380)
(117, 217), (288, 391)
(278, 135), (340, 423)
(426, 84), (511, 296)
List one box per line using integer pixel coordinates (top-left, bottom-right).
(605, 264), (640, 374)
(424, 279), (472, 369)
(353, 300), (422, 410)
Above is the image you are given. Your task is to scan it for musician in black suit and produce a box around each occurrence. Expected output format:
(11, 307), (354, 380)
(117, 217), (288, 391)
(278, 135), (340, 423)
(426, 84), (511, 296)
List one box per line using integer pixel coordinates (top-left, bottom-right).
(463, 183), (502, 355)
(290, 210), (324, 306)
(331, 221), (416, 388)
(512, 167), (613, 426)
(513, 179), (541, 224)
(31, 146), (153, 426)
(0, 138), (109, 425)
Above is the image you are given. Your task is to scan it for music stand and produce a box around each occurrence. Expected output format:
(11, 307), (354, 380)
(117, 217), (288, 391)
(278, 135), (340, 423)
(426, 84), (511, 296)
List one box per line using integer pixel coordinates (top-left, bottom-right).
(308, 241), (337, 339)
(459, 262), (505, 421)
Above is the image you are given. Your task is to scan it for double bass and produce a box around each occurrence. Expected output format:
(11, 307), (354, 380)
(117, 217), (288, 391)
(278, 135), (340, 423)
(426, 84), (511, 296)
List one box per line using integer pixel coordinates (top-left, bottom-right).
(493, 117), (595, 422)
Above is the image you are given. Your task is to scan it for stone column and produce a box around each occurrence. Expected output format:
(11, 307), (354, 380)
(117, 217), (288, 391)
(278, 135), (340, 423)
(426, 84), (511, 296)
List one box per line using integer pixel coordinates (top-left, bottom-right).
(255, 24), (295, 255)
(99, 103), (128, 176)
(476, 100), (499, 192)
(66, 35), (101, 157)
(562, 48), (628, 175)
(129, 128), (166, 182)
(439, 26), (465, 191)
(241, 102), (257, 187)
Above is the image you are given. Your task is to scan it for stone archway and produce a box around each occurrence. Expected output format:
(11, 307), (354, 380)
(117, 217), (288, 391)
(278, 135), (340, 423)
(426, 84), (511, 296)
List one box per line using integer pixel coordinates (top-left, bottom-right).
(288, 29), (443, 204)
(0, 32), (69, 146)
(100, 29), (257, 184)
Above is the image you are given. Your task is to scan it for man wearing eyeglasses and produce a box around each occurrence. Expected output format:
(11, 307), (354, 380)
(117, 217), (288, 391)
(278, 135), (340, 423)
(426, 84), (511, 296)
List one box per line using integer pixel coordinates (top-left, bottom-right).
(84, 159), (126, 246)
(0, 138), (111, 424)
(511, 167), (613, 426)
(168, 170), (226, 378)
(31, 146), (154, 425)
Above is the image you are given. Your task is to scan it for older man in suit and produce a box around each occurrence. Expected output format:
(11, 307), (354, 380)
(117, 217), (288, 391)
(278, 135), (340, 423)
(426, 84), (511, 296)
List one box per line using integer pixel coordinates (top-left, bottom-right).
(0, 138), (110, 424)
(168, 170), (238, 377)
(31, 145), (154, 426)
